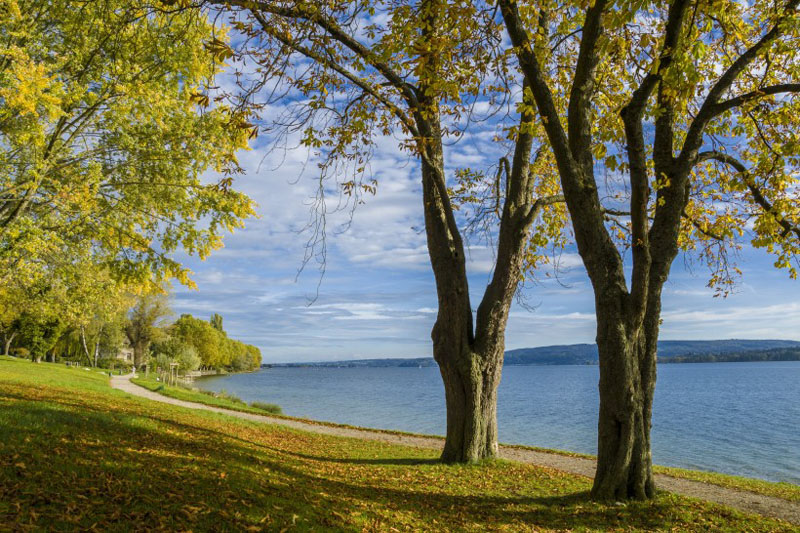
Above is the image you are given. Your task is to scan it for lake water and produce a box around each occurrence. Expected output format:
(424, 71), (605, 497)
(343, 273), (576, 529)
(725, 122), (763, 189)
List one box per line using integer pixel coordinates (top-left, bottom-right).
(197, 362), (800, 484)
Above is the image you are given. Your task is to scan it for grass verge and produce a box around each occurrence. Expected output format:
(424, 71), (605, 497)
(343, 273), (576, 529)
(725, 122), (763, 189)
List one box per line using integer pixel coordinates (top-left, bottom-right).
(652, 465), (800, 503)
(144, 361), (799, 504)
(501, 443), (800, 503)
(131, 375), (282, 415)
(0, 356), (796, 531)
(181, 364), (800, 504)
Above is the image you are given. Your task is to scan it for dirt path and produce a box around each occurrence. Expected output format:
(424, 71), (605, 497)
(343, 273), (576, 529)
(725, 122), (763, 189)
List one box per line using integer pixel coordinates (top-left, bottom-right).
(111, 374), (799, 525)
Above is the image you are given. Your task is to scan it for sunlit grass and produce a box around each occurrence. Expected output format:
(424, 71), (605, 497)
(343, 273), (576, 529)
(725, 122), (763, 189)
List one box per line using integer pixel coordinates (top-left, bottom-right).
(131, 375), (282, 415)
(0, 356), (795, 531)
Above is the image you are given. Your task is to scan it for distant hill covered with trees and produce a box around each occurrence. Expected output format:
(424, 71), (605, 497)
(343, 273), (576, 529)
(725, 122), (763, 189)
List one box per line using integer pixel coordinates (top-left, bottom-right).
(275, 340), (800, 368)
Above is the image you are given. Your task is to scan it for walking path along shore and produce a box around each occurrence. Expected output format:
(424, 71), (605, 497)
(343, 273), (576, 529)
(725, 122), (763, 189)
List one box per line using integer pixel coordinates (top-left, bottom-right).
(110, 373), (799, 525)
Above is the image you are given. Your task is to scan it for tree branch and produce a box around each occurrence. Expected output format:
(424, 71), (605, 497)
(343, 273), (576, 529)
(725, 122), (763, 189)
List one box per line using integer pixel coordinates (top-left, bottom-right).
(678, 0), (800, 169)
(697, 150), (800, 239)
(567, 0), (608, 174)
(497, 0), (576, 178)
(249, 10), (419, 137)
(216, 0), (420, 108)
(710, 83), (800, 117)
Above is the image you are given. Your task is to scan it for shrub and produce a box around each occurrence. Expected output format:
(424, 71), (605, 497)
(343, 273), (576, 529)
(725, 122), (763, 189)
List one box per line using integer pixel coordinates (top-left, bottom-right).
(250, 401), (282, 415)
(215, 389), (245, 405)
(198, 388), (246, 405)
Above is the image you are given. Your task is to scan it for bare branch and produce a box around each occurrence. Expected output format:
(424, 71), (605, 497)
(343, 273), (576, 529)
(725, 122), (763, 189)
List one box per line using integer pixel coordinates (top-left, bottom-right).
(697, 150), (800, 240)
(711, 83), (800, 116)
(249, 10), (419, 137)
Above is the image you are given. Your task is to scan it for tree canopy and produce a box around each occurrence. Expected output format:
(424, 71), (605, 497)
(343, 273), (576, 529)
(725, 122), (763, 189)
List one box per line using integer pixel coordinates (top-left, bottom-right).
(496, 0), (799, 498)
(0, 0), (256, 288)
(196, 0), (799, 480)
(169, 313), (261, 371)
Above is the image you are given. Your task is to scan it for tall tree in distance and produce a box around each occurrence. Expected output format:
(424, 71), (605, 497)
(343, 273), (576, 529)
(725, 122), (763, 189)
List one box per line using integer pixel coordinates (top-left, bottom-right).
(200, 0), (566, 462)
(210, 313), (224, 332)
(125, 291), (171, 368)
(498, 0), (800, 499)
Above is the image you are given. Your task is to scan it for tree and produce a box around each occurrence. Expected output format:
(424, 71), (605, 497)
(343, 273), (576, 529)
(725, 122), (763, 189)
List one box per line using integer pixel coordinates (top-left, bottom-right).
(61, 259), (135, 367)
(125, 291), (171, 367)
(16, 313), (65, 363)
(497, 0), (799, 499)
(174, 344), (201, 373)
(0, 0), (255, 288)
(95, 313), (129, 366)
(172, 313), (222, 368)
(152, 336), (202, 372)
(203, 0), (565, 463)
(0, 286), (20, 355)
(210, 313), (224, 332)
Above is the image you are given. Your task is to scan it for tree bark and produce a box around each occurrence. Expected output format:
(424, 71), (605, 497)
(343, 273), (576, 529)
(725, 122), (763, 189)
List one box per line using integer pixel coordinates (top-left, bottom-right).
(3, 332), (16, 356)
(436, 340), (504, 462)
(80, 326), (92, 366)
(591, 302), (653, 500)
(132, 342), (148, 368)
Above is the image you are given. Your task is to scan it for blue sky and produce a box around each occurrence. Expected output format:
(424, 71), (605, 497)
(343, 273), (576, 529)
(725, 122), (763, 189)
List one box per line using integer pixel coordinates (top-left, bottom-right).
(170, 123), (800, 364)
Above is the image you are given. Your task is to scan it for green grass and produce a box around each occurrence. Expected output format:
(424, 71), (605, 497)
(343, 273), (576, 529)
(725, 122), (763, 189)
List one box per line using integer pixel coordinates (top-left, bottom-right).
(0, 356), (796, 531)
(130, 375), (282, 416)
(139, 361), (799, 504)
(653, 465), (800, 503)
(501, 443), (800, 503)
(249, 400), (282, 414)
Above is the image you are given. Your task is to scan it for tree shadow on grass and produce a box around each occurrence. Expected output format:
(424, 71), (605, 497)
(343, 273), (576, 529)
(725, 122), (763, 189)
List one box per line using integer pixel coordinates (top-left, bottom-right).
(257, 445), (441, 466)
(0, 390), (780, 532)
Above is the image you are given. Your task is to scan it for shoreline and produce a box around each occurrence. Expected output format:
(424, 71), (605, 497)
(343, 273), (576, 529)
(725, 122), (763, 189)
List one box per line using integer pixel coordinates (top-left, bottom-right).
(195, 363), (800, 486)
(113, 373), (800, 523)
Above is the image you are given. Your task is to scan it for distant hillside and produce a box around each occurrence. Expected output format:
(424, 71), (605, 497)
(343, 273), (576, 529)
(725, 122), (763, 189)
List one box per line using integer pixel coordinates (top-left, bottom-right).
(506, 339), (800, 365)
(274, 357), (435, 368)
(272, 339), (800, 368)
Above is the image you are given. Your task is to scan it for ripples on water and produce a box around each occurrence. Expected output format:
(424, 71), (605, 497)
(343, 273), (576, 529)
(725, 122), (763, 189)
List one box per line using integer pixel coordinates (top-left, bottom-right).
(197, 362), (800, 483)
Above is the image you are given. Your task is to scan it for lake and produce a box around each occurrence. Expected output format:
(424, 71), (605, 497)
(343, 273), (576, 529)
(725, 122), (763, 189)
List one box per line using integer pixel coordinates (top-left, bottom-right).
(196, 361), (800, 484)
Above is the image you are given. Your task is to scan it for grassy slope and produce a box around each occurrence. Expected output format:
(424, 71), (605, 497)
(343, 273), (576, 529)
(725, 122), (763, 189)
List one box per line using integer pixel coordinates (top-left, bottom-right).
(130, 375), (281, 415)
(0, 357), (795, 532)
(143, 362), (798, 503)
(500, 444), (800, 503)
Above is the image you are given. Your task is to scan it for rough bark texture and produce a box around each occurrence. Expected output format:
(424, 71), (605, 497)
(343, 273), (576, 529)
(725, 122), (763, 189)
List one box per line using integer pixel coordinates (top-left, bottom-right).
(498, 0), (701, 499)
(437, 347), (503, 462)
(3, 332), (15, 356)
(592, 306), (653, 500)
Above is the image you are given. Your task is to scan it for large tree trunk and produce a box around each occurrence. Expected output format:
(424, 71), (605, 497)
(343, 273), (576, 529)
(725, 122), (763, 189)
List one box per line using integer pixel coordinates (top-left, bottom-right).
(437, 341), (503, 462)
(591, 311), (653, 500)
(420, 142), (501, 462)
(132, 341), (148, 368)
(591, 248), (676, 499)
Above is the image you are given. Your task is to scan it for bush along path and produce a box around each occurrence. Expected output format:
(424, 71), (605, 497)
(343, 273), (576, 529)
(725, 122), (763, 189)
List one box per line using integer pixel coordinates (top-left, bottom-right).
(111, 373), (800, 524)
